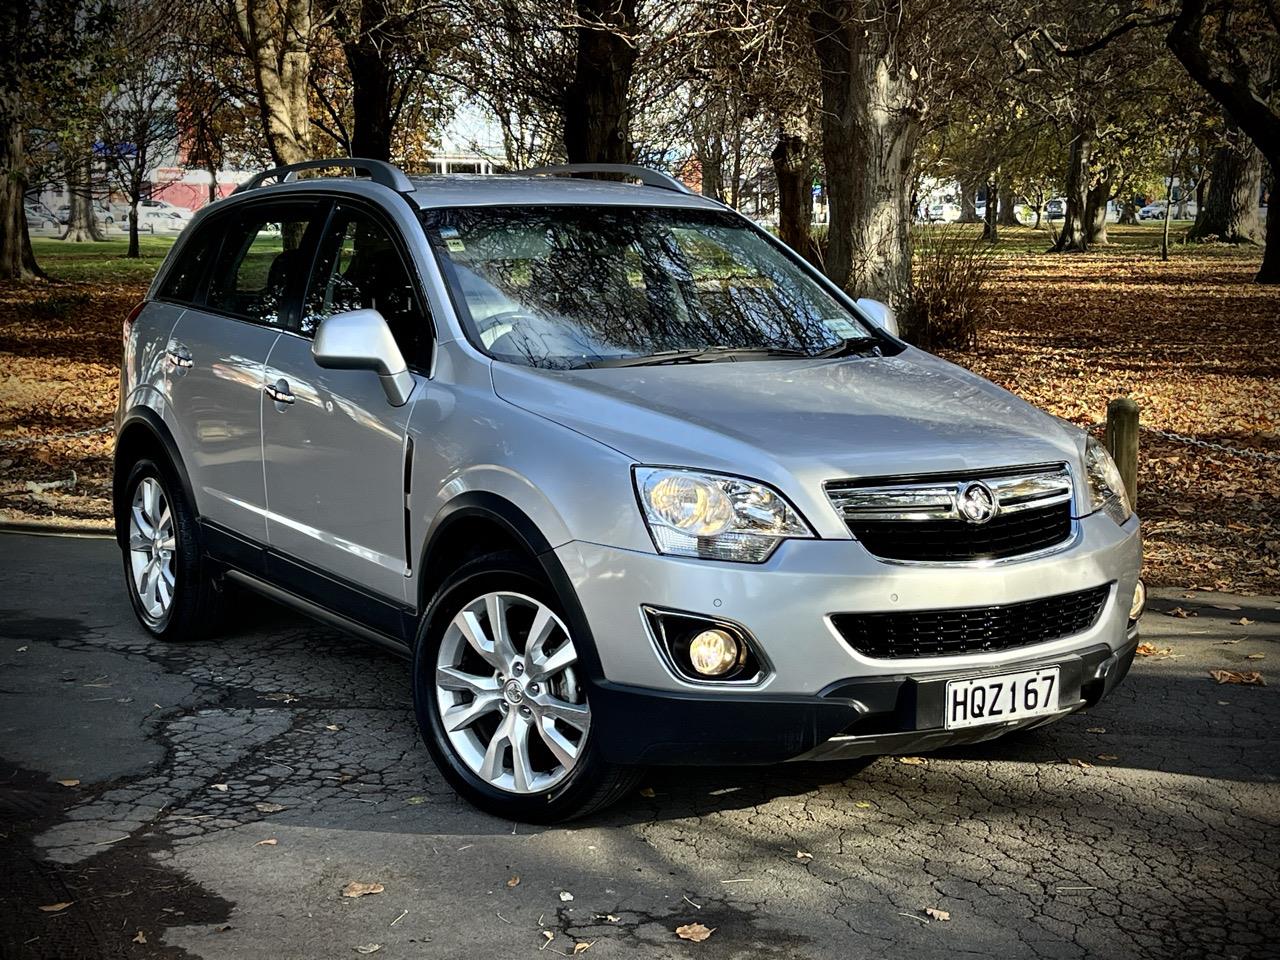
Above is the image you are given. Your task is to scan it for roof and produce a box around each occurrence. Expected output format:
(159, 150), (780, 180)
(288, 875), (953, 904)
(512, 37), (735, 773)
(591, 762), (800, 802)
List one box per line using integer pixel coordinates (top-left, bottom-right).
(402, 174), (724, 211)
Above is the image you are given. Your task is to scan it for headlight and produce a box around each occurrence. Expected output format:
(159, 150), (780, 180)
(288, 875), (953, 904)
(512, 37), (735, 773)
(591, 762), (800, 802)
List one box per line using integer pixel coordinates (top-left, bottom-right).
(1084, 435), (1132, 525)
(634, 467), (813, 562)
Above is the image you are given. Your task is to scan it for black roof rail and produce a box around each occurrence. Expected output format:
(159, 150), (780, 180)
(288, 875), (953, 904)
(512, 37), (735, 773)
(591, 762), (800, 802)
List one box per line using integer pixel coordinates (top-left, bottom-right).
(516, 163), (691, 195)
(233, 157), (415, 195)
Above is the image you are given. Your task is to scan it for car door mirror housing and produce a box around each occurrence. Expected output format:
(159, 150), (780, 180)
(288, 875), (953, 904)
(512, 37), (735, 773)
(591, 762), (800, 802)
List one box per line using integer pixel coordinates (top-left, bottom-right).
(854, 298), (900, 338)
(312, 309), (414, 406)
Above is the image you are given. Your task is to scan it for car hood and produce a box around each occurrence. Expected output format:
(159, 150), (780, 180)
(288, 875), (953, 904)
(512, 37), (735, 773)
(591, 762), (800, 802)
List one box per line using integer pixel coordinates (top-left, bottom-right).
(491, 349), (1088, 531)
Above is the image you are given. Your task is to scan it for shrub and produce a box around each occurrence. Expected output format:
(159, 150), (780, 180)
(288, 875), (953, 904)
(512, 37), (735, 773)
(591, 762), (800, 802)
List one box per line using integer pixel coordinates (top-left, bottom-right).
(898, 225), (996, 351)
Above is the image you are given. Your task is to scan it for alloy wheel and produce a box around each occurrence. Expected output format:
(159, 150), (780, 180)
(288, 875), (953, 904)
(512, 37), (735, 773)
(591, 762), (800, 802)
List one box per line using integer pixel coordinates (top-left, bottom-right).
(128, 476), (177, 621)
(434, 591), (590, 795)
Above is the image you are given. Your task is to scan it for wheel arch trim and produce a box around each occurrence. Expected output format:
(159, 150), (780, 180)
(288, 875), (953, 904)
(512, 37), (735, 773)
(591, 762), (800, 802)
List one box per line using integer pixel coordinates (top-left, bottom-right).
(113, 407), (198, 549)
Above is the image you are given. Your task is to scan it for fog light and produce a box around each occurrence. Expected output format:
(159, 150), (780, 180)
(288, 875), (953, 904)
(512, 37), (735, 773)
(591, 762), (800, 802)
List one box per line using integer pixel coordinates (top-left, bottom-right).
(688, 629), (741, 676)
(1129, 579), (1146, 622)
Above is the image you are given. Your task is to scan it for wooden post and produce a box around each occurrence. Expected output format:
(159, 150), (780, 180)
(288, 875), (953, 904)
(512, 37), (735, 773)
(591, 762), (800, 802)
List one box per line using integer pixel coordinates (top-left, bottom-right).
(1105, 397), (1139, 507)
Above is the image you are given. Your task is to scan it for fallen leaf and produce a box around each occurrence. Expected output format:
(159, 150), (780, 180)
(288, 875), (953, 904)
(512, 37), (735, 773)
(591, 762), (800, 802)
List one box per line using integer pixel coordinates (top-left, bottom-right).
(897, 756), (926, 766)
(1067, 757), (1092, 768)
(854, 801), (873, 809)
(1218, 639), (1242, 645)
(1209, 670), (1266, 686)
(132, 930), (147, 944)
(1096, 754), (1119, 761)
(925, 907), (951, 921)
(254, 838), (278, 846)
(1233, 617), (1254, 626)
(638, 787), (655, 798)
(506, 875), (520, 888)
(405, 796), (426, 805)
(254, 802), (285, 814)
(541, 931), (555, 950)
(211, 783), (228, 792)
(341, 881), (385, 899)
(573, 943), (593, 955)
(675, 922), (716, 942)
(1135, 643), (1172, 656)
(1086, 726), (1106, 734)
(325, 724), (341, 731)
(38, 902), (73, 913)
(559, 891), (574, 902)
(795, 850), (813, 861)
(16, 645), (27, 652)
(56, 779), (79, 787)
(1246, 653), (1266, 661)
(354, 944), (381, 955)
(1166, 606), (1193, 618)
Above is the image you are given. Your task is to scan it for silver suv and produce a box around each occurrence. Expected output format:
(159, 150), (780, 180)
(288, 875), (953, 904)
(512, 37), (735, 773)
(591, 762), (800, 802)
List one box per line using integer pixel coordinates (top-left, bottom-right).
(115, 159), (1144, 821)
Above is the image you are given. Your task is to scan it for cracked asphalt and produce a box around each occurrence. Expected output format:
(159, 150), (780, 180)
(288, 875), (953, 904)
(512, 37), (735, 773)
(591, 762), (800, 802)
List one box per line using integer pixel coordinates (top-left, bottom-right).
(1, 532), (1278, 960)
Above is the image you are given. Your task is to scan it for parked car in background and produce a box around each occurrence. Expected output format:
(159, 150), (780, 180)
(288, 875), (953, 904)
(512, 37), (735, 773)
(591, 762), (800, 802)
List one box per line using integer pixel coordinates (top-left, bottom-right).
(1045, 199), (1066, 221)
(927, 201), (962, 222)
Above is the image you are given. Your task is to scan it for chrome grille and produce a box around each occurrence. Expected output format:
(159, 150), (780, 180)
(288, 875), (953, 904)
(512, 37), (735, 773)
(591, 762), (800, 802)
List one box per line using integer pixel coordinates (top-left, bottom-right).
(826, 464), (1075, 562)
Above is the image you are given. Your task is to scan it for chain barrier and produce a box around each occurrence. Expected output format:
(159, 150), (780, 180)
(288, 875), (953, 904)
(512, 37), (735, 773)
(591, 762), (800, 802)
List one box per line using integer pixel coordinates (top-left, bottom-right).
(1137, 425), (1280, 463)
(0, 424), (113, 449)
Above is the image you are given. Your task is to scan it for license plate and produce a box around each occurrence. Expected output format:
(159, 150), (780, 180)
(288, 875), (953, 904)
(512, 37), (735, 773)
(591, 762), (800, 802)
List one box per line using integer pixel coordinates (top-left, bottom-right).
(944, 667), (1060, 730)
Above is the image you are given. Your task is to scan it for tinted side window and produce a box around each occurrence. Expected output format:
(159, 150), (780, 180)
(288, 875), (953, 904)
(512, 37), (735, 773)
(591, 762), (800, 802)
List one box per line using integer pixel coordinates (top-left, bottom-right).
(206, 209), (319, 327)
(158, 229), (214, 304)
(302, 205), (430, 368)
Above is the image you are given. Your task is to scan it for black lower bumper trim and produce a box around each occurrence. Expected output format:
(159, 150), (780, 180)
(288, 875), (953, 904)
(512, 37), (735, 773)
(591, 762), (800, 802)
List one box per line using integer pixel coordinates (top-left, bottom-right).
(588, 639), (1137, 766)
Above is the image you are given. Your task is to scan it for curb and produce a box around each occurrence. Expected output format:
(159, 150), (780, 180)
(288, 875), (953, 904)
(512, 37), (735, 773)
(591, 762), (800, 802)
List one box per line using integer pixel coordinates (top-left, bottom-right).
(0, 520), (114, 540)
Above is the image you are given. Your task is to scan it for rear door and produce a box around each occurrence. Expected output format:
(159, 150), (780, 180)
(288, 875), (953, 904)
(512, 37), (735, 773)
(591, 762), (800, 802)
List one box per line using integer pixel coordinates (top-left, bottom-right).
(261, 199), (431, 608)
(166, 201), (328, 543)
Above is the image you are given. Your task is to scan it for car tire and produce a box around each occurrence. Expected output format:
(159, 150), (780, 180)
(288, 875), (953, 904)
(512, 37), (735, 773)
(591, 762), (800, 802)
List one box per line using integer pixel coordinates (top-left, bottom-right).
(119, 457), (220, 641)
(412, 552), (641, 823)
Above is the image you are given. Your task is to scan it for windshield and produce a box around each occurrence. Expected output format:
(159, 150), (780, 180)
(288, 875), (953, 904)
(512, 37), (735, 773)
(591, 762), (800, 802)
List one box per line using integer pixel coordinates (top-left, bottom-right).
(422, 206), (881, 369)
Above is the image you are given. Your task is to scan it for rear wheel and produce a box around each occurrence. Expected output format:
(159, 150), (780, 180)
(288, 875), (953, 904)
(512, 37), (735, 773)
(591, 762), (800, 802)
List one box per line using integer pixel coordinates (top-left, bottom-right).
(120, 458), (219, 640)
(413, 553), (640, 822)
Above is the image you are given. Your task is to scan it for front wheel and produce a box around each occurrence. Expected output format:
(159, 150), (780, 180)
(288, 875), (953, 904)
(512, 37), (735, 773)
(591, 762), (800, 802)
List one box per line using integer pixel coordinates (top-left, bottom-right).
(412, 553), (640, 822)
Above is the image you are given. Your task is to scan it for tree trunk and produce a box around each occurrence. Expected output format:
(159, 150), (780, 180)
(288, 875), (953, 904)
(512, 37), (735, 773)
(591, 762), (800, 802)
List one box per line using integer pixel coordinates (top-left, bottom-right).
(1261, 160), (1279, 282)
(1187, 135), (1263, 243)
(772, 133), (813, 260)
(809, 0), (922, 303)
(958, 176), (980, 222)
(233, 0), (312, 168)
(128, 203), (140, 258)
(998, 182), (1020, 226)
(344, 0), (394, 161)
(62, 155), (105, 243)
(983, 178), (999, 241)
(1085, 171), (1111, 245)
(563, 0), (637, 164)
(1053, 122), (1092, 252)
(0, 97), (44, 280)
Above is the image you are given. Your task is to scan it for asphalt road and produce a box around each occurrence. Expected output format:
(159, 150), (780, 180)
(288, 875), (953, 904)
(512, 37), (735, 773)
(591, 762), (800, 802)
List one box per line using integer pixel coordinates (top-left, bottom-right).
(1, 532), (1277, 960)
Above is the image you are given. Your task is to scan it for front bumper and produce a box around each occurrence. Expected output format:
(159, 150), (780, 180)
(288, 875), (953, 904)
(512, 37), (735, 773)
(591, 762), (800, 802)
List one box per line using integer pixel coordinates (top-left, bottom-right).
(588, 635), (1138, 765)
(557, 511), (1141, 764)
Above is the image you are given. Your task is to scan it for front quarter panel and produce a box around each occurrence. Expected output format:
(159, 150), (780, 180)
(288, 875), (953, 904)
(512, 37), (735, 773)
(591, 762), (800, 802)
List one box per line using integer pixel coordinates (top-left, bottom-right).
(407, 342), (651, 593)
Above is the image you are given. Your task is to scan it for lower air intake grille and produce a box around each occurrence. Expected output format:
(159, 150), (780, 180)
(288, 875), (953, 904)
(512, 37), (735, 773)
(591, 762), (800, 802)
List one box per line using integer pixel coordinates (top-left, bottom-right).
(831, 584), (1111, 659)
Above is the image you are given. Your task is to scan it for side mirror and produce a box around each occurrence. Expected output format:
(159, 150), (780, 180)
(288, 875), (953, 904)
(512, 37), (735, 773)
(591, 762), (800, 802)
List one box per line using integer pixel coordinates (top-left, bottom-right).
(855, 298), (900, 339)
(312, 308), (414, 407)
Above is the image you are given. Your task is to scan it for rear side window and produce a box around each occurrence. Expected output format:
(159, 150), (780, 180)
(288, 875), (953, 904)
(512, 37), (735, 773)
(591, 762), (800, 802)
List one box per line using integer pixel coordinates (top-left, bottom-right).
(206, 208), (321, 327)
(158, 230), (214, 304)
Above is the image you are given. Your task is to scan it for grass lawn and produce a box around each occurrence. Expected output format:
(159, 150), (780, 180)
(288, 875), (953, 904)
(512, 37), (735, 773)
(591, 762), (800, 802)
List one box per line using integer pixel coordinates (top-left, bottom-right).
(1, 224), (1277, 593)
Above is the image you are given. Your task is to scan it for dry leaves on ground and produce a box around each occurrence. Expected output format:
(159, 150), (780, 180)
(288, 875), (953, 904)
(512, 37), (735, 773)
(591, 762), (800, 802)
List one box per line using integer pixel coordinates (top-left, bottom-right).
(1136, 643), (1173, 656)
(353, 944), (382, 955)
(38, 902), (72, 912)
(1067, 757), (1093, 768)
(795, 850), (813, 861)
(897, 756), (926, 766)
(675, 923), (716, 942)
(254, 838), (278, 847)
(254, 802), (285, 813)
(56, 778), (79, 787)
(132, 931), (147, 944)
(341, 881), (385, 899)
(1233, 617), (1255, 626)
(506, 874), (520, 888)
(925, 908), (951, 922)
(1209, 670), (1266, 686)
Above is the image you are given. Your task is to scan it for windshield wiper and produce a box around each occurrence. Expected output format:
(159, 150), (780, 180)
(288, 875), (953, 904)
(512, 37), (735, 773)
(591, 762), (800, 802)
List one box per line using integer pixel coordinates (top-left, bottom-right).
(584, 345), (810, 368)
(813, 336), (883, 358)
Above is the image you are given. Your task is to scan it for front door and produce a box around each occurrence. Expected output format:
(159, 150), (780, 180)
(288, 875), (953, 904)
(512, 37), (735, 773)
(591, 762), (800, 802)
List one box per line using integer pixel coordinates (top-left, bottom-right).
(167, 202), (323, 543)
(261, 200), (432, 604)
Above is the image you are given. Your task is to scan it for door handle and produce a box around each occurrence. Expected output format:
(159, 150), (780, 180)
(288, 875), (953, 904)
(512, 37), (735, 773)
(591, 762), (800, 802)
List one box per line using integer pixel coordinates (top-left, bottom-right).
(166, 341), (193, 369)
(265, 379), (295, 405)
